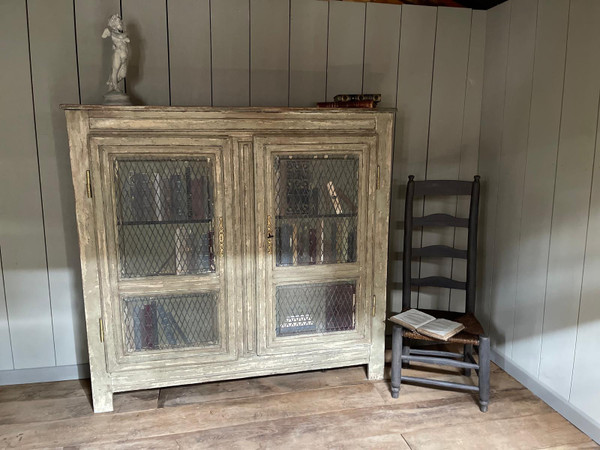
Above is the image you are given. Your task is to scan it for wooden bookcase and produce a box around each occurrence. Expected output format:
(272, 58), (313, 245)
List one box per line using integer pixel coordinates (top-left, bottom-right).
(63, 106), (394, 412)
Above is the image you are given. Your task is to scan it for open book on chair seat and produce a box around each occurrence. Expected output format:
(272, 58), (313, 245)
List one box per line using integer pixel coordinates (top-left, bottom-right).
(388, 309), (465, 341)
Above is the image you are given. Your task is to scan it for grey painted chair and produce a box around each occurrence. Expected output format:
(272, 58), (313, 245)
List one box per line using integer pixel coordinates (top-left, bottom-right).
(390, 175), (490, 412)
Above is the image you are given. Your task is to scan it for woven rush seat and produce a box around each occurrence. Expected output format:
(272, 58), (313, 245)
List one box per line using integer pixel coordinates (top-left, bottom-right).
(400, 309), (484, 345)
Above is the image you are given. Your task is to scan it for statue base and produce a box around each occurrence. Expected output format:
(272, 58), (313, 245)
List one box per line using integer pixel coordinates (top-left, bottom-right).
(103, 90), (132, 106)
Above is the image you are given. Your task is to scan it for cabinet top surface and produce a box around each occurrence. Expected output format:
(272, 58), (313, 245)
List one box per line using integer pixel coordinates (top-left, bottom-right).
(60, 104), (395, 115)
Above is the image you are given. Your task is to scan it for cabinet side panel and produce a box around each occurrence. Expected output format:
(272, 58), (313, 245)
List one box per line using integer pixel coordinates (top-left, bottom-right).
(65, 111), (113, 412)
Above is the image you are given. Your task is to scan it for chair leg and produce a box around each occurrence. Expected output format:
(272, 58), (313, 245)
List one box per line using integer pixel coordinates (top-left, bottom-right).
(402, 343), (411, 368)
(463, 343), (473, 377)
(478, 335), (490, 412)
(391, 325), (403, 398)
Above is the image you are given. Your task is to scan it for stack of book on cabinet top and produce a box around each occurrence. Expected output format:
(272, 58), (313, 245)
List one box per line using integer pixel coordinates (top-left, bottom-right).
(317, 94), (381, 109)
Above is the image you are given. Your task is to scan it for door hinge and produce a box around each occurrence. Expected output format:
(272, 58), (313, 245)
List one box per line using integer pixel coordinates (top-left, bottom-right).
(99, 318), (104, 343)
(86, 170), (92, 198)
(376, 165), (381, 190)
(372, 295), (376, 317)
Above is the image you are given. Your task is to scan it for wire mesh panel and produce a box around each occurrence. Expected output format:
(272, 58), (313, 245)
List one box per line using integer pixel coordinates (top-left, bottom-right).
(114, 157), (215, 278)
(276, 281), (356, 336)
(274, 155), (359, 267)
(122, 292), (219, 352)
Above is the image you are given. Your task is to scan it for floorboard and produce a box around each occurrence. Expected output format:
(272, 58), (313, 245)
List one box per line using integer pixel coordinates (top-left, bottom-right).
(0, 363), (595, 449)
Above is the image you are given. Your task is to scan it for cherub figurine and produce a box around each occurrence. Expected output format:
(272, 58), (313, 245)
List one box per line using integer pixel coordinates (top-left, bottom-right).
(102, 14), (129, 93)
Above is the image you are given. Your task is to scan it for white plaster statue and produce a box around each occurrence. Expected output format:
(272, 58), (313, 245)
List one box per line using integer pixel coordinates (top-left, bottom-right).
(102, 14), (131, 105)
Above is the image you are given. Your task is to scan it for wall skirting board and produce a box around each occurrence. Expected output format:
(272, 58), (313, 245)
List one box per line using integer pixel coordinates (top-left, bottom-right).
(492, 350), (599, 444)
(0, 364), (90, 386)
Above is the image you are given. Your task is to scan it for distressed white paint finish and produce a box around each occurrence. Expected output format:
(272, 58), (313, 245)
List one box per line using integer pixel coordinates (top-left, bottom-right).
(121, 0), (170, 106)
(62, 105), (393, 411)
(168, 0), (212, 106)
(211, 0), (250, 106)
(0, 0), (56, 369)
(512, 0), (569, 376)
(477, 1), (510, 330)
(389, 5), (437, 311)
(251, 0), (289, 106)
(362, 2), (401, 109)
(419, 7), (471, 311)
(539, 0), (600, 399)
(27, 0), (87, 366)
(488, 0), (537, 356)
(326, 1), (365, 101)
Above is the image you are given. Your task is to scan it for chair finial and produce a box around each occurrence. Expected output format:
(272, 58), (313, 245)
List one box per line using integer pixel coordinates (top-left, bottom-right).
(408, 175), (415, 182)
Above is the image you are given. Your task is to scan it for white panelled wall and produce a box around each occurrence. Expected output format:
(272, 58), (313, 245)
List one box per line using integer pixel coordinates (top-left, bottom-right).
(0, 0), (484, 379)
(479, 0), (600, 442)
(1, 0), (598, 442)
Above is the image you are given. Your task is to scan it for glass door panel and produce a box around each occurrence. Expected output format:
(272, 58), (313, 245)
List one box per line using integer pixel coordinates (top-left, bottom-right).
(114, 157), (216, 278)
(274, 155), (359, 266)
(93, 141), (235, 370)
(276, 281), (356, 337)
(255, 136), (376, 355)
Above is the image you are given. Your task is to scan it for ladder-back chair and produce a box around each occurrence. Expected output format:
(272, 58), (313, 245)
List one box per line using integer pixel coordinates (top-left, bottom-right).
(390, 175), (490, 412)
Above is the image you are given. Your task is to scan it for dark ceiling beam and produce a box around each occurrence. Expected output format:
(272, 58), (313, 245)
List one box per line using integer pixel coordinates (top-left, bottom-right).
(332, 0), (506, 10)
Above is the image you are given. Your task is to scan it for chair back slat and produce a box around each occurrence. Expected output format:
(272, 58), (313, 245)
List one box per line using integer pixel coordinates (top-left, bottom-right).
(412, 245), (467, 259)
(411, 276), (466, 290)
(413, 214), (469, 228)
(413, 180), (473, 197)
(402, 175), (480, 314)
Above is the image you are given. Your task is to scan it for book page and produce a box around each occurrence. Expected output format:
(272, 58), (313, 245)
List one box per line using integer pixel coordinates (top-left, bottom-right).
(417, 318), (465, 341)
(388, 309), (436, 330)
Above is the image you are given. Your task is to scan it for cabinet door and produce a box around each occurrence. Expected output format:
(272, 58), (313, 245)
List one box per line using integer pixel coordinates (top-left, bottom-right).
(90, 137), (237, 372)
(254, 136), (377, 356)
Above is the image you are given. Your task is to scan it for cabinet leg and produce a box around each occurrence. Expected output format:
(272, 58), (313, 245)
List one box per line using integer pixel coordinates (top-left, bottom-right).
(92, 386), (114, 413)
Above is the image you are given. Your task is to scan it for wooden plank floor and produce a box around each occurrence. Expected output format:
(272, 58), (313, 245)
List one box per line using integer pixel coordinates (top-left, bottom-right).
(0, 362), (596, 449)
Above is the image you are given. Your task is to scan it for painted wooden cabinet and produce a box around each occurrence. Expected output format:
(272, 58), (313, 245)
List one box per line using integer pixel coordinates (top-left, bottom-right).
(63, 106), (394, 412)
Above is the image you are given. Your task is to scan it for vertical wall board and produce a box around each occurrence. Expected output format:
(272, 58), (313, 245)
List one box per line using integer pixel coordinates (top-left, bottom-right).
(250, 0), (289, 106)
(74, 0), (121, 104)
(289, 0), (328, 107)
(0, 251), (13, 370)
(28, 0), (87, 366)
(512, 0), (569, 375)
(570, 107), (600, 420)
(211, 0), (250, 106)
(451, 9), (486, 313)
(121, 0), (170, 106)
(418, 7), (471, 311)
(476, 1), (510, 331)
(540, 0), (600, 399)
(0, 0), (55, 369)
(168, 0), (211, 106)
(488, 0), (538, 355)
(326, 1), (366, 101)
(389, 5), (437, 311)
(362, 2), (401, 109)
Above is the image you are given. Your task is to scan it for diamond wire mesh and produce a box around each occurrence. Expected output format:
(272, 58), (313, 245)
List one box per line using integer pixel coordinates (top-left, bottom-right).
(114, 157), (215, 278)
(122, 292), (219, 352)
(276, 281), (356, 336)
(274, 155), (359, 267)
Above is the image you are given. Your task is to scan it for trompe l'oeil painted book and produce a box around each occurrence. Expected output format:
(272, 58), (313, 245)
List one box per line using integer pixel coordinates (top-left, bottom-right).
(388, 309), (465, 341)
